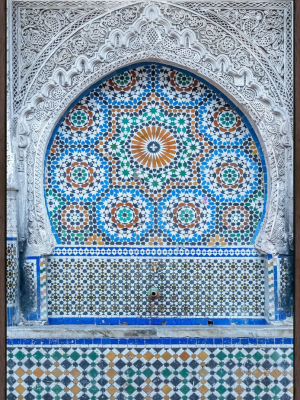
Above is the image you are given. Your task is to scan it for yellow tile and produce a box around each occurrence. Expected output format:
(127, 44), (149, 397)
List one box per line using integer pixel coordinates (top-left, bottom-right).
(162, 385), (172, 394)
(143, 385), (154, 394)
(106, 369), (117, 378)
(235, 368), (244, 378)
(179, 351), (190, 361)
(143, 351), (154, 361)
(124, 351), (135, 361)
(198, 385), (209, 394)
(52, 368), (63, 378)
(106, 351), (117, 361)
(252, 369), (263, 378)
(15, 385), (25, 394)
(33, 368), (44, 378)
(15, 368), (25, 377)
(235, 386), (244, 395)
(107, 386), (117, 395)
(17, 379), (23, 384)
(70, 385), (81, 395)
(198, 351), (208, 360)
(70, 368), (81, 378)
(198, 368), (208, 378)
(161, 352), (172, 362)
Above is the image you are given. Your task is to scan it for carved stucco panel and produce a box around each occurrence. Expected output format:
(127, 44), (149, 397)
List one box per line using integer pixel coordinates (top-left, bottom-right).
(8, 0), (293, 256)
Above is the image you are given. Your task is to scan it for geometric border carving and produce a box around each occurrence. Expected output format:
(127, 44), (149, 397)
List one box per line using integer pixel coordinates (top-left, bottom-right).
(8, 1), (293, 256)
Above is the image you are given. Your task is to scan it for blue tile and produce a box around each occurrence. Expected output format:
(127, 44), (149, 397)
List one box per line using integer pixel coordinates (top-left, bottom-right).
(249, 338), (257, 345)
(214, 338), (223, 345)
(258, 338), (266, 345)
(179, 338), (188, 345)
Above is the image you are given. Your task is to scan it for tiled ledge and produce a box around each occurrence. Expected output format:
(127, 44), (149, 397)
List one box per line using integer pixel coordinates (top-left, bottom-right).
(7, 325), (293, 339)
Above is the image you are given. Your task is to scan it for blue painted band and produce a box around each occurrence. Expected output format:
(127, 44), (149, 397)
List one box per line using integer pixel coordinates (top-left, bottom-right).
(6, 337), (293, 346)
(48, 317), (269, 326)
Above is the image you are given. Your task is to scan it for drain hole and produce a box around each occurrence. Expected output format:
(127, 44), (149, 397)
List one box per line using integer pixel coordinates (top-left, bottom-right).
(208, 320), (214, 325)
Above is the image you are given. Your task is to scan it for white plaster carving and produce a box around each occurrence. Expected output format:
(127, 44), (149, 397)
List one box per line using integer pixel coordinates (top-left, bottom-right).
(7, 191), (18, 238)
(8, 0), (293, 256)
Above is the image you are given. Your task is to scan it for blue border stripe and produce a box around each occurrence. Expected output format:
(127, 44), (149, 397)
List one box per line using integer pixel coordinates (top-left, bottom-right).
(6, 237), (18, 241)
(6, 337), (293, 346)
(48, 317), (269, 326)
(51, 246), (262, 258)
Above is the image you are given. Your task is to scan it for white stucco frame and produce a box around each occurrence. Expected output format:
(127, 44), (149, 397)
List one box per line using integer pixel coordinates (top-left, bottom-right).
(7, 0), (293, 257)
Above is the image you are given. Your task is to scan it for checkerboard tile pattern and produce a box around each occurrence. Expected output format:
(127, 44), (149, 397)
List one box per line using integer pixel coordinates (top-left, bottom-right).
(7, 344), (293, 400)
(47, 257), (265, 318)
(7, 240), (18, 308)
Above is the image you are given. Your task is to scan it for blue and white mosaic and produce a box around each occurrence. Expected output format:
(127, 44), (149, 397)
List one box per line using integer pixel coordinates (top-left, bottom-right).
(45, 64), (266, 247)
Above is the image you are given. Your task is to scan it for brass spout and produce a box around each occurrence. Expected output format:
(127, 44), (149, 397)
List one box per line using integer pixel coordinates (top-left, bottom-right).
(147, 287), (159, 301)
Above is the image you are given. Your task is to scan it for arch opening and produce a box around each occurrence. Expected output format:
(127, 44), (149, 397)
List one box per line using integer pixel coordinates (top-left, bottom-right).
(44, 62), (267, 248)
(43, 63), (268, 324)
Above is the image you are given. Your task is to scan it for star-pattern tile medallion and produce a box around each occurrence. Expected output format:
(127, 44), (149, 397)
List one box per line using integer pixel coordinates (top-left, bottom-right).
(45, 64), (266, 246)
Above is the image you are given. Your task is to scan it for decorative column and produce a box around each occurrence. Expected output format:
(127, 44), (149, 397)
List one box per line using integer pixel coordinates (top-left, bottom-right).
(7, 133), (19, 326)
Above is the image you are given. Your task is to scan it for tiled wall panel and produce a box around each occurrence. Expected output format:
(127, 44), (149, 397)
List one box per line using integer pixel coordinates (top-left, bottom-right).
(47, 257), (265, 319)
(7, 340), (293, 400)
